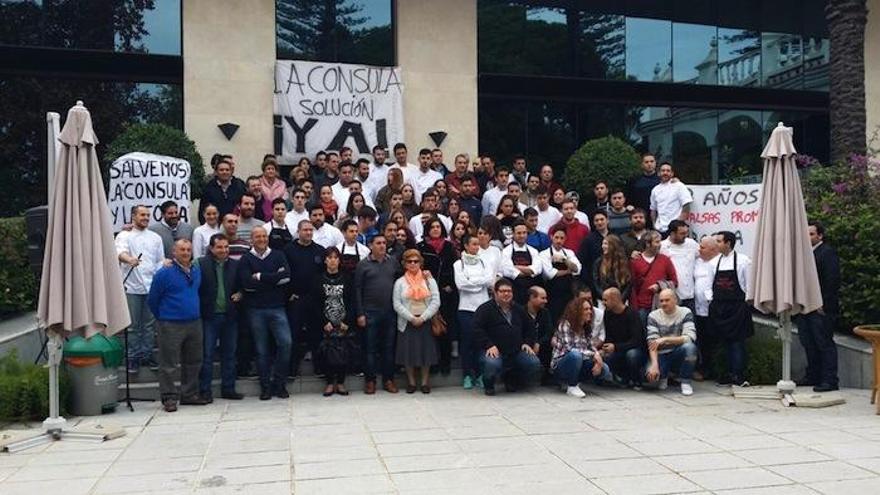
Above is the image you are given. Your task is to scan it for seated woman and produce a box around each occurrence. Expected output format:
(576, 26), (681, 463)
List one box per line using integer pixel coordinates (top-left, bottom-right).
(314, 247), (354, 396)
(551, 296), (611, 398)
(393, 250), (441, 394)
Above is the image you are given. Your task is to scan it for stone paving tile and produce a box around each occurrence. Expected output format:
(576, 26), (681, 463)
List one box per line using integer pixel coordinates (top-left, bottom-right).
(93, 471), (197, 494)
(0, 477), (98, 495)
(810, 441), (880, 460)
(591, 472), (704, 494)
(732, 446), (833, 466)
(848, 457), (880, 474)
(5, 460), (110, 482)
(573, 457), (672, 478)
(714, 486), (820, 495)
(372, 427), (449, 444)
(0, 467), (17, 482)
(808, 477), (880, 495)
(198, 464), (292, 487)
(390, 468), (485, 492)
(204, 450), (289, 469)
(628, 438), (721, 457)
(375, 439), (460, 458)
(294, 457), (385, 480)
(767, 460), (877, 483)
(105, 455), (204, 476)
(701, 433), (799, 451)
(294, 474), (395, 495)
(681, 467), (793, 491)
(654, 452), (753, 472)
(194, 480), (292, 495)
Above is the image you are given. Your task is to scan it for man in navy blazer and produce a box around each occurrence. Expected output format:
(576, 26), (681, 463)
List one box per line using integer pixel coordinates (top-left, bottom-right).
(197, 233), (244, 401)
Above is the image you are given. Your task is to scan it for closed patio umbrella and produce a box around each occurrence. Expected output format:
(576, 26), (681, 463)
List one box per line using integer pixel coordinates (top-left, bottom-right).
(748, 122), (823, 395)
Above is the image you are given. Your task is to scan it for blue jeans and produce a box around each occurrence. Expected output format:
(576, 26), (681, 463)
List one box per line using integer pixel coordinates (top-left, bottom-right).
(249, 307), (292, 390)
(457, 310), (479, 378)
(726, 339), (747, 380)
(658, 342), (698, 383)
(605, 347), (647, 385)
(126, 293), (155, 363)
(553, 350), (612, 386)
(364, 309), (396, 382)
(795, 311), (839, 386)
(480, 350), (541, 387)
(200, 313), (238, 395)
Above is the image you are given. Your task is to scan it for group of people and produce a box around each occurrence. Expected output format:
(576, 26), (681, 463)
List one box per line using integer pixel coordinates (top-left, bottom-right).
(115, 145), (841, 412)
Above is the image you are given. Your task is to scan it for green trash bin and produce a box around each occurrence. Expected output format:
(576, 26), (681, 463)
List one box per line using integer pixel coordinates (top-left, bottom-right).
(63, 334), (122, 416)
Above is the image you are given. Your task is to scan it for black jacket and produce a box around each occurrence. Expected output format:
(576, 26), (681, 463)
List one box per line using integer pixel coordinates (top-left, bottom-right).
(238, 249), (291, 308)
(417, 240), (457, 291)
(603, 306), (645, 353)
(282, 241), (326, 297)
(199, 177), (247, 223)
(814, 242), (841, 315)
(473, 300), (536, 356)
(196, 255), (241, 319)
(527, 307), (554, 345)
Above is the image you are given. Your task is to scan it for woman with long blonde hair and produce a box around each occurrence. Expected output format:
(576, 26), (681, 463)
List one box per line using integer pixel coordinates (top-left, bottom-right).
(592, 234), (632, 302)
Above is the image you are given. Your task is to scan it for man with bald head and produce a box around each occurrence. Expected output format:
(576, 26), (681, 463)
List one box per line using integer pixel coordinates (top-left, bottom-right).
(601, 288), (647, 389)
(693, 235), (720, 380)
(148, 239), (205, 412)
(645, 288), (698, 396)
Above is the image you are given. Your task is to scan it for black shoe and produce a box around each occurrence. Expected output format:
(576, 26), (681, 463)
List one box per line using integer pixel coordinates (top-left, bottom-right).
(715, 375), (734, 386)
(162, 399), (177, 412)
(796, 377), (817, 387)
(813, 383), (839, 393)
(484, 386), (496, 396)
(180, 396), (209, 406)
(202, 394), (214, 404)
(275, 386), (290, 399)
(221, 391), (244, 400)
(260, 389), (272, 400)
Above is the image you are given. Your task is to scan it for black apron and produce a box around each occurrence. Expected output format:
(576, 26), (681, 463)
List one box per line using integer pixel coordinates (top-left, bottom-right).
(268, 224), (293, 250)
(339, 243), (363, 274)
(708, 253), (754, 341)
(547, 247), (574, 323)
(511, 246), (539, 305)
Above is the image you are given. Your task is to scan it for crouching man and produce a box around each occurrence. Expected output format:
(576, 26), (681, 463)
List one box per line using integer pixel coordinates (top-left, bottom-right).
(645, 289), (698, 396)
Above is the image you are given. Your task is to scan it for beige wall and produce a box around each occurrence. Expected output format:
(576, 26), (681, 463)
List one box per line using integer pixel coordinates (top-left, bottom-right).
(183, 0), (275, 179)
(867, 0), (880, 145)
(396, 0), (479, 166)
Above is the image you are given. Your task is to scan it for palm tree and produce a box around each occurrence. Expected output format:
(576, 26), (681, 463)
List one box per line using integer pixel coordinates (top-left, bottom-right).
(826, 0), (868, 161)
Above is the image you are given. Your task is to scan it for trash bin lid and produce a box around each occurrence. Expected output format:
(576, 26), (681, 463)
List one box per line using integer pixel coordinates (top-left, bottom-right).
(63, 334), (123, 368)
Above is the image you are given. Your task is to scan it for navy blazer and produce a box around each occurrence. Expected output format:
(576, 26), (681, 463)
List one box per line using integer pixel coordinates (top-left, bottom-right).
(197, 255), (241, 319)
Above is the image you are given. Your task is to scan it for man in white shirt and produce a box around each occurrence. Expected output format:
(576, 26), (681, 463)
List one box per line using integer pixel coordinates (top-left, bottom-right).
(390, 142), (416, 185)
(309, 204), (343, 249)
(660, 220), (699, 311)
(535, 186), (562, 233)
(115, 205), (166, 373)
(336, 219), (370, 274)
(710, 230), (753, 387)
(412, 147), (443, 204)
(481, 167), (511, 217)
(367, 145), (390, 198)
(408, 189), (452, 242)
(355, 158), (376, 202)
(650, 162), (693, 235)
(284, 188), (310, 237)
(331, 162), (356, 208)
(501, 221), (543, 305)
(693, 235), (720, 381)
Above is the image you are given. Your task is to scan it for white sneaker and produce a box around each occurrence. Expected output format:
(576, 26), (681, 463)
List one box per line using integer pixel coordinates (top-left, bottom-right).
(658, 377), (668, 390)
(681, 383), (694, 396)
(566, 385), (586, 398)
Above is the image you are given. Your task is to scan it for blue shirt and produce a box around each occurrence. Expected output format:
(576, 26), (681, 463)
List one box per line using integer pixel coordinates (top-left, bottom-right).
(148, 262), (202, 322)
(527, 230), (551, 252)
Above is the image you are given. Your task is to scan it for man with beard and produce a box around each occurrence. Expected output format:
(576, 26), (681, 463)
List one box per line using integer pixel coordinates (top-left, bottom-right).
(607, 190), (632, 236)
(235, 193), (265, 242)
(150, 200), (194, 257)
(309, 204), (344, 249)
(626, 153), (661, 216)
(621, 208), (649, 256)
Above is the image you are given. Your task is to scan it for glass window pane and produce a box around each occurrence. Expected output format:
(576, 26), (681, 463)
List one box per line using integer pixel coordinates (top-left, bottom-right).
(626, 18), (672, 82)
(0, 77), (182, 217)
(578, 13), (625, 79)
(762, 32), (803, 89)
(672, 107), (717, 184)
(276, 0), (393, 65)
(628, 106), (673, 161)
(526, 101), (576, 169)
(478, 98), (527, 165)
(717, 109), (763, 182)
(717, 28), (761, 87)
(0, 0), (181, 55)
(803, 36), (829, 91)
(672, 23), (717, 84)
(523, 6), (571, 76)
(478, 1), (527, 73)
(577, 103), (626, 144)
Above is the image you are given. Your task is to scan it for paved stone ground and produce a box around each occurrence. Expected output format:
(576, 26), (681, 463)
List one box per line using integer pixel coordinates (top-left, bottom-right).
(1, 383), (879, 495)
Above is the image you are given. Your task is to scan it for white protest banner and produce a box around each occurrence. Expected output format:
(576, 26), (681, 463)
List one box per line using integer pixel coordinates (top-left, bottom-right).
(107, 152), (191, 232)
(274, 60), (404, 162)
(685, 184), (763, 256)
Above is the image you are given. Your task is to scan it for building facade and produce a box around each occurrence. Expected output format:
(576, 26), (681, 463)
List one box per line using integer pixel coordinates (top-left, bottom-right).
(0, 0), (878, 217)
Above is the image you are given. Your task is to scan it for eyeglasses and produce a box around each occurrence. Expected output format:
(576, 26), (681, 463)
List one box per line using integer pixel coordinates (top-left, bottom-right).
(405, 259), (420, 264)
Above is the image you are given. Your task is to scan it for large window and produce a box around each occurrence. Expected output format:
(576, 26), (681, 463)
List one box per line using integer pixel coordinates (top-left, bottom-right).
(0, 0), (181, 55)
(276, 0), (393, 66)
(0, 78), (182, 217)
(625, 18), (672, 82)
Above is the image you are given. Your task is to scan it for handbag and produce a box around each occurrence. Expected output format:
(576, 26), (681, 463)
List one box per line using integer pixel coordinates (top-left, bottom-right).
(431, 313), (447, 337)
(318, 336), (349, 368)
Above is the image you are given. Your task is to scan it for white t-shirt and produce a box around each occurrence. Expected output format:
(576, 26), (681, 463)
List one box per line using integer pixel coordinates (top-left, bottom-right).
(660, 237), (700, 300)
(192, 223), (222, 260)
(390, 162), (417, 186)
(536, 205), (562, 233)
(650, 181), (693, 232)
(478, 245), (503, 281)
(284, 208), (310, 238)
(481, 187), (507, 217)
(574, 210), (591, 229)
(312, 223), (344, 249)
(454, 256), (495, 312)
(114, 228), (165, 294)
(366, 163), (390, 201)
(412, 167), (443, 204)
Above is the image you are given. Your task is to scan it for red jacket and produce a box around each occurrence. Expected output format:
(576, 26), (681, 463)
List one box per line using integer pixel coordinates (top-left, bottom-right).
(550, 219), (590, 252)
(630, 253), (678, 310)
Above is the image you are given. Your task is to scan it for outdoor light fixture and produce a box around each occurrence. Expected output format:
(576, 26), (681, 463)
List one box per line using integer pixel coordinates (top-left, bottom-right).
(429, 130), (447, 147)
(218, 122), (240, 140)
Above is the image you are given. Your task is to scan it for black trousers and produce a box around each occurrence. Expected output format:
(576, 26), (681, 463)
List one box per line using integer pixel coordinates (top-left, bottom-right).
(695, 314), (716, 377)
(795, 311), (839, 386)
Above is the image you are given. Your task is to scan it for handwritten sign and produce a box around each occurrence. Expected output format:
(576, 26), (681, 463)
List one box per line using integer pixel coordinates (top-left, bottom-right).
(108, 152), (191, 232)
(274, 60), (405, 162)
(686, 184), (763, 255)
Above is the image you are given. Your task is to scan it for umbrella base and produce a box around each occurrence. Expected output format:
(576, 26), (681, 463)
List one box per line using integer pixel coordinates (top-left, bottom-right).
(0, 422), (124, 454)
(777, 379), (796, 394)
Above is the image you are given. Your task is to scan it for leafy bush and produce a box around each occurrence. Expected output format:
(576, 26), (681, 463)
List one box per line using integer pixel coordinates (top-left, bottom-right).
(711, 335), (782, 385)
(803, 154), (880, 328)
(0, 349), (70, 421)
(0, 217), (39, 317)
(105, 123), (206, 198)
(564, 136), (641, 197)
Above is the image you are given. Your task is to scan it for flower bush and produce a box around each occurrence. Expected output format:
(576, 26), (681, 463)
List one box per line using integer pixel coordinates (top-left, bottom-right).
(803, 153), (880, 329)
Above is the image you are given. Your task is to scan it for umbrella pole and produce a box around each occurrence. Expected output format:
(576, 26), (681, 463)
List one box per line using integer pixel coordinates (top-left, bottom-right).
(777, 310), (796, 404)
(42, 330), (67, 434)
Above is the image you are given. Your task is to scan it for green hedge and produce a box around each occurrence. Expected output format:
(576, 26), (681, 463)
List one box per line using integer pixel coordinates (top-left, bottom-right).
(0, 350), (70, 422)
(0, 217), (39, 317)
(711, 335), (782, 385)
(564, 136), (641, 196)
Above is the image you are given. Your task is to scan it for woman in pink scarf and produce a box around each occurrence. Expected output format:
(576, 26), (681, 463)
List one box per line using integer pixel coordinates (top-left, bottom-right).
(393, 249), (441, 393)
(259, 158), (288, 219)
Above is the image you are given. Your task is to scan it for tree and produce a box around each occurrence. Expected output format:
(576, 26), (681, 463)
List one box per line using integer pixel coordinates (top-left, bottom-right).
(826, 0), (868, 161)
(276, 0), (366, 61)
